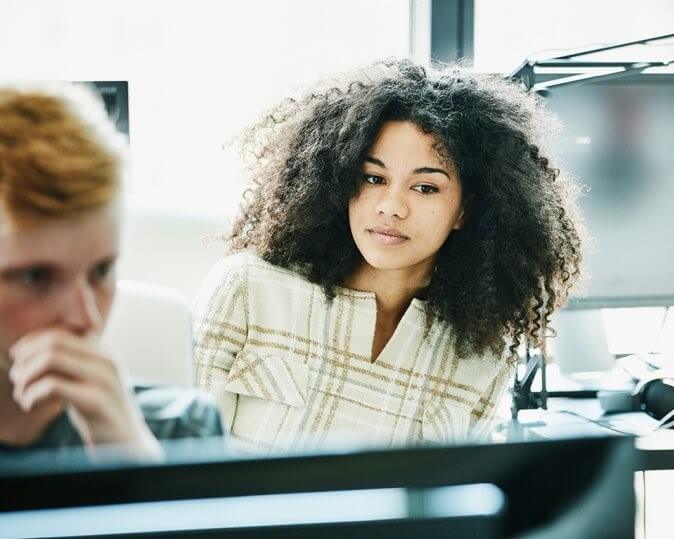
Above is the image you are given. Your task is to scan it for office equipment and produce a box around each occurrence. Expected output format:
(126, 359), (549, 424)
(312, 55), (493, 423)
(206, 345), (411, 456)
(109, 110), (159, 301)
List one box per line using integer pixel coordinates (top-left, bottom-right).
(511, 347), (548, 417)
(0, 436), (636, 538)
(599, 367), (674, 423)
(0, 485), (505, 539)
(547, 75), (674, 308)
(509, 36), (674, 425)
(89, 81), (129, 138)
(550, 309), (614, 375)
(512, 33), (674, 310)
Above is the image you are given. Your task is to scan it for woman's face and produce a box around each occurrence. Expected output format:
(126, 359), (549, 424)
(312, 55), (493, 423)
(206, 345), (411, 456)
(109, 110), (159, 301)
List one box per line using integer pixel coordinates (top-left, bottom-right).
(348, 121), (464, 278)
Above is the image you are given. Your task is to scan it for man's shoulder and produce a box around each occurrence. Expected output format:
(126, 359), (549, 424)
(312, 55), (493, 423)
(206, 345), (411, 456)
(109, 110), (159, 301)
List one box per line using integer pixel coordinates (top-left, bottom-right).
(132, 384), (224, 440)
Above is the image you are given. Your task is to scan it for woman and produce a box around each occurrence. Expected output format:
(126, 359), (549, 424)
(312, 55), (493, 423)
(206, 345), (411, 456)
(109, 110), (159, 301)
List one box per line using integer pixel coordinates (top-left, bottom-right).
(192, 59), (584, 453)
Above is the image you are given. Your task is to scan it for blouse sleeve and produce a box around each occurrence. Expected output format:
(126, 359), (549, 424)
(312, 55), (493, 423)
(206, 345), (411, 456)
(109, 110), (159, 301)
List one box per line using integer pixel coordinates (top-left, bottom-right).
(467, 360), (515, 442)
(191, 257), (249, 432)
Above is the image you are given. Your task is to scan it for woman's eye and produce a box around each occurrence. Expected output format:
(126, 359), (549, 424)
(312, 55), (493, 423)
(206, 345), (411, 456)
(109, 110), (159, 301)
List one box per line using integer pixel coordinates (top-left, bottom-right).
(362, 174), (384, 185)
(413, 184), (439, 194)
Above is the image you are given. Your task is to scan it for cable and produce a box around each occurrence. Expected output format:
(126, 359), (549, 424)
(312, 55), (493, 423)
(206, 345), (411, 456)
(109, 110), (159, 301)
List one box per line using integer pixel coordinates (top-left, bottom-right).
(557, 407), (674, 436)
(651, 408), (674, 432)
(657, 419), (674, 431)
(556, 409), (641, 436)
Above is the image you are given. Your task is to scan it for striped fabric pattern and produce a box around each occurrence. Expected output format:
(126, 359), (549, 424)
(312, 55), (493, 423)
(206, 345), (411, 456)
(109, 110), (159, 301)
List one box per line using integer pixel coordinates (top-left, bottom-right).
(192, 252), (514, 454)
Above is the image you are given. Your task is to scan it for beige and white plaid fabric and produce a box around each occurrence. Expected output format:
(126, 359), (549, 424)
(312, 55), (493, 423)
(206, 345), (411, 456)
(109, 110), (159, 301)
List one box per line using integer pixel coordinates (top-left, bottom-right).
(193, 252), (514, 454)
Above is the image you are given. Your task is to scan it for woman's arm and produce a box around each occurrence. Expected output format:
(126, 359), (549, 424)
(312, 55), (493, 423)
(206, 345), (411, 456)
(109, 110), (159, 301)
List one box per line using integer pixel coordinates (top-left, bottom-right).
(468, 361), (516, 441)
(191, 258), (249, 432)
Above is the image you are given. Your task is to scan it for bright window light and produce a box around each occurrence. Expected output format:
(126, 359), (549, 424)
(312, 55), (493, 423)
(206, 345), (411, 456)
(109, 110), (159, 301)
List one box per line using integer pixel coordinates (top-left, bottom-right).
(0, 0), (411, 220)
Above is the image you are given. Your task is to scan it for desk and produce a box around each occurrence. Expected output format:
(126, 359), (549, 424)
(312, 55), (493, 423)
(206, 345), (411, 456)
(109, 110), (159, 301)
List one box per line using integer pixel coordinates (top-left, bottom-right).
(512, 397), (674, 471)
(512, 398), (674, 539)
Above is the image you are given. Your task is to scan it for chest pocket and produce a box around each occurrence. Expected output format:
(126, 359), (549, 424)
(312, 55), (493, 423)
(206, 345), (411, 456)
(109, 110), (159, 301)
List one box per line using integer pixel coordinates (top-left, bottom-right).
(223, 350), (308, 408)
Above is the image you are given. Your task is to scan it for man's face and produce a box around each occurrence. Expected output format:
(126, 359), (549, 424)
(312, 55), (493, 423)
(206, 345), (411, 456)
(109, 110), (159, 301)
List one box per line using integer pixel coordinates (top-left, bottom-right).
(0, 207), (119, 361)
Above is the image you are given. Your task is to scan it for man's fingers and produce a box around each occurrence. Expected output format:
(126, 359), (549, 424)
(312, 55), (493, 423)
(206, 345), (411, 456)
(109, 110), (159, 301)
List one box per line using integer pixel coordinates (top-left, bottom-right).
(14, 375), (102, 416)
(8, 328), (155, 452)
(10, 348), (103, 396)
(11, 328), (101, 366)
(9, 329), (121, 393)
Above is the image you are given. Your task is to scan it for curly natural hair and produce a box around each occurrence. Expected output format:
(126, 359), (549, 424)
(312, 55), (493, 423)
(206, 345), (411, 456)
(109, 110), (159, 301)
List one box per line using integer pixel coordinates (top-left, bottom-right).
(226, 59), (585, 361)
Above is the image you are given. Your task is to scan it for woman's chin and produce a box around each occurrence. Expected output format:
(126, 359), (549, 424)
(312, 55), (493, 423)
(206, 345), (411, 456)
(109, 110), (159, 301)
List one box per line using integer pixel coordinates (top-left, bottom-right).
(361, 253), (416, 272)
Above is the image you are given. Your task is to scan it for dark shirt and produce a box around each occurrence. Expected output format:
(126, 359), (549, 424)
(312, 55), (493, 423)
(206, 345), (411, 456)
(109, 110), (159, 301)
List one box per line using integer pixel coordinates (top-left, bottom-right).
(0, 384), (224, 451)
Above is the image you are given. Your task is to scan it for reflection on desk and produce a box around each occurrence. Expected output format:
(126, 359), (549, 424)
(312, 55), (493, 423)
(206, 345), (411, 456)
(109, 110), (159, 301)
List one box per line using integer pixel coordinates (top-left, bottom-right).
(516, 398), (658, 438)
(512, 398), (674, 471)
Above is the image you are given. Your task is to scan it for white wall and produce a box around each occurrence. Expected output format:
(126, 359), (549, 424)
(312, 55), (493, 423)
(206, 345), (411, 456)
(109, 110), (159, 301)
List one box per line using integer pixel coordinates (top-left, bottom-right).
(118, 212), (229, 303)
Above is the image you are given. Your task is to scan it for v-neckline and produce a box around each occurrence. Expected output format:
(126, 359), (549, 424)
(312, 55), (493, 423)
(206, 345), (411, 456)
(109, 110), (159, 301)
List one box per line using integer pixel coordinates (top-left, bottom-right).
(332, 286), (427, 367)
(369, 298), (425, 365)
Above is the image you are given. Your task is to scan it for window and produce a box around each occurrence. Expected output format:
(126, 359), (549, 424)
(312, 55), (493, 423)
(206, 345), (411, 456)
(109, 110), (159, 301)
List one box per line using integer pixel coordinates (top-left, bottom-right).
(0, 1), (411, 220)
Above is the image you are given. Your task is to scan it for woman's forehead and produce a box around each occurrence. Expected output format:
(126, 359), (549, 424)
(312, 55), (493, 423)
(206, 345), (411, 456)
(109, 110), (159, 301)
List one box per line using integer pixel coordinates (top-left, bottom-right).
(367, 121), (457, 175)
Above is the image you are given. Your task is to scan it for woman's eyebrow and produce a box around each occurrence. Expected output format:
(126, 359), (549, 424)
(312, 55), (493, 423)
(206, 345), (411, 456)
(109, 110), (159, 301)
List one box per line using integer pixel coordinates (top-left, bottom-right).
(412, 166), (451, 179)
(364, 156), (451, 180)
(364, 156), (386, 168)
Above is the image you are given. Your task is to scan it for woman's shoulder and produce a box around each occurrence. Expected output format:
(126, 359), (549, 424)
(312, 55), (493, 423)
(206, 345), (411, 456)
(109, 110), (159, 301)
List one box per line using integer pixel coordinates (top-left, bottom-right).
(200, 251), (313, 293)
(428, 323), (510, 379)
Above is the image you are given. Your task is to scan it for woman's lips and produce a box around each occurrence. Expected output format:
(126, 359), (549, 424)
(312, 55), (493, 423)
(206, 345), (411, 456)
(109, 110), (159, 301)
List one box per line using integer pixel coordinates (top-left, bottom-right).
(367, 227), (409, 246)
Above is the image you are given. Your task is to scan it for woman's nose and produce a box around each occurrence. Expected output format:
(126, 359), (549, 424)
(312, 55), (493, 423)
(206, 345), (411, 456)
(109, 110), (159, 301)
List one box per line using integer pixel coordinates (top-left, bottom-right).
(375, 186), (409, 219)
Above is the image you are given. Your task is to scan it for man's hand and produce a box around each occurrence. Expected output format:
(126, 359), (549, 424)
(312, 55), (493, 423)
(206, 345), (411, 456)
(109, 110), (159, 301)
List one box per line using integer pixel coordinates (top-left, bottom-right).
(8, 328), (161, 459)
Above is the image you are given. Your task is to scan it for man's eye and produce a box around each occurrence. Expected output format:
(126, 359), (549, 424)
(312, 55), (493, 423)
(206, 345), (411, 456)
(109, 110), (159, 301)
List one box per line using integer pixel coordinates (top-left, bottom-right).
(91, 260), (115, 282)
(362, 174), (384, 185)
(413, 184), (439, 194)
(15, 268), (52, 288)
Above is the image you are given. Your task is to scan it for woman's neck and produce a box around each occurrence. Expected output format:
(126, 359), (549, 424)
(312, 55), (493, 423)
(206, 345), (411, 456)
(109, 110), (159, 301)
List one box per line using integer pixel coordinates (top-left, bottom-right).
(344, 262), (431, 326)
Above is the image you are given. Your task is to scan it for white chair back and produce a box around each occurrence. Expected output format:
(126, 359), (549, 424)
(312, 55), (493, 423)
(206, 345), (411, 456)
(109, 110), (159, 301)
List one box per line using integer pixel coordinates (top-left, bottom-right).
(101, 280), (193, 385)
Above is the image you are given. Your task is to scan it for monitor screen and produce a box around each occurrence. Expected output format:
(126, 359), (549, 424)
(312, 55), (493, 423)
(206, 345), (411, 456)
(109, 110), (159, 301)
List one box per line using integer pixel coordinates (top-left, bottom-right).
(0, 436), (635, 538)
(89, 81), (129, 138)
(543, 74), (674, 308)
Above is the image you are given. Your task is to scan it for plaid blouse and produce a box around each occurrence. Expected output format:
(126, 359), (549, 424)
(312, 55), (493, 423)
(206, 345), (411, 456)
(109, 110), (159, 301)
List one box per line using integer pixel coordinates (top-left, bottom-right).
(193, 252), (513, 454)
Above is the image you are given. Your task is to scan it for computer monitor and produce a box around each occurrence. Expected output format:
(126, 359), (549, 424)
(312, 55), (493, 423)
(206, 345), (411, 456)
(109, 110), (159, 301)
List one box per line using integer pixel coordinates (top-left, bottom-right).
(549, 308), (615, 375)
(86, 81), (129, 138)
(542, 73), (674, 309)
(0, 436), (636, 538)
(0, 484), (505, 539)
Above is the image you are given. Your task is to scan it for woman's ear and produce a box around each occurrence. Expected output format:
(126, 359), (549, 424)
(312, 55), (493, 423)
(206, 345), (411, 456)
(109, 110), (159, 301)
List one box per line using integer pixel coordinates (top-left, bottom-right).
(453, 206), (466, 230)
(453, 192), (472, 231)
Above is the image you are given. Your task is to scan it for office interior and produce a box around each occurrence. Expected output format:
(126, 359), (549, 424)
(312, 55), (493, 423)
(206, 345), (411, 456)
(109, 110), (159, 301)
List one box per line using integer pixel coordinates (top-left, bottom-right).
(1, 0), (674, 537)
